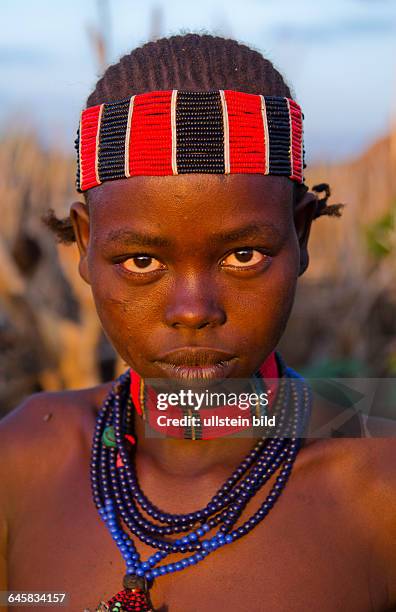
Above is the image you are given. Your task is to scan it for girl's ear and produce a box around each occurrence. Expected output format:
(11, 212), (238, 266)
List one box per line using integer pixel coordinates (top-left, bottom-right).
(70, 201), (91, 285)
(293, 190), (317, 276)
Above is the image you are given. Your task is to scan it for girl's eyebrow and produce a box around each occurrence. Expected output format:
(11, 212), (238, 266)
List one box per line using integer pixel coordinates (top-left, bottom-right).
(102, 228), (171, 248)
(214, 223), (282, 243)
(102, 223), (281, 248)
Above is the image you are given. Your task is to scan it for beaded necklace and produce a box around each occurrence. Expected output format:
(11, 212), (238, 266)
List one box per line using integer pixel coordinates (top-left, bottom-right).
(91, 354), (312, 612)
(129, 351), (280, 440)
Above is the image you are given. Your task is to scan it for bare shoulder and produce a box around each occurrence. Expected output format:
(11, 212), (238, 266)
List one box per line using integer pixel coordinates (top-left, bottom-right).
(302, 435), (395, 501)
(0, 383), (112, 597)
(348, 436), (396, 603)
(0, 383), (112, 516)
(306, 435), (396, 509)
(0, 382), (112, 448)
(304, 436), (396, 602)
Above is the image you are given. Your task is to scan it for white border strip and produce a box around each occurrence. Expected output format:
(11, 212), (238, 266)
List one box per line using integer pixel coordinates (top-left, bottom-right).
(260, 95), (270, 175)
(94, 103), (104, 185)
(171, 89), (178, 175)
(285, 97), (293, 178)
(124, 96), (135, 178)
(219, 90), (230, 174)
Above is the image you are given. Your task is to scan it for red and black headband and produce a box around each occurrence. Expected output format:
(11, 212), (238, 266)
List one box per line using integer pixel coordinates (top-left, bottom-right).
(75, 89), (305, 192)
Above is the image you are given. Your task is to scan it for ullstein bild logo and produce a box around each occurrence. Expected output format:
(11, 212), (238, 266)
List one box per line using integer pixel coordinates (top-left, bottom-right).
(155, 389), (270, 411)
(156, 414), (277, 428)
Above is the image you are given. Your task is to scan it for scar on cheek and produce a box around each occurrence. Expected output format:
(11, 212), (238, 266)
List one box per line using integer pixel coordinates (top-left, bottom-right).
(99, 295), (130, 306)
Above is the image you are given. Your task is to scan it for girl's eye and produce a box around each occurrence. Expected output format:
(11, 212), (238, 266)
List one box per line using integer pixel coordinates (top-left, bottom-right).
(221, 248), (268, 269)
(120, 255), (165, 274)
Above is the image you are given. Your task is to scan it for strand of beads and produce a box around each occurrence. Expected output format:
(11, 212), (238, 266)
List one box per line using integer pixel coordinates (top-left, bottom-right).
(94, 368), (291, 548)
(123, 375), (291, 531)
(90, 360), (311, 599)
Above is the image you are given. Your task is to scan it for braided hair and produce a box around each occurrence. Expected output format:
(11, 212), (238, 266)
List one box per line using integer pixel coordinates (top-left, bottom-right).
(44, 33), (343, 243)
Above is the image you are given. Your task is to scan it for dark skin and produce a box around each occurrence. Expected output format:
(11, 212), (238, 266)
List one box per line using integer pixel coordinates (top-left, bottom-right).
(1, 175), (396, 612)
(74, 175), (307, 380)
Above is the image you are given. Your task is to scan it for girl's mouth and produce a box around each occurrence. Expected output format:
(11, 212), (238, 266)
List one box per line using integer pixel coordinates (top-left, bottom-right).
(154, 348), (238, 381)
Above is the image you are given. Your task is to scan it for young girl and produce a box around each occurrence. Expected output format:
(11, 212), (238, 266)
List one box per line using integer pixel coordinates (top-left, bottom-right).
(1, 34), (395, 612)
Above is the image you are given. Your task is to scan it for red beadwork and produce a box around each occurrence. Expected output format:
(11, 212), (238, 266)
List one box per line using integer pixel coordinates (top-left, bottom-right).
(105, 587), (153, 611)
(224, 90), (266, 174)
(129, 91), (173, 177)
(288, 99), (303, 182)
(79, 104), (102, 191)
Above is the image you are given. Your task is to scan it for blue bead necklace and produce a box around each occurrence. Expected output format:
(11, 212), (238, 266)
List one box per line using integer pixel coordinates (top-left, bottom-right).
(91, 355), (312, 612)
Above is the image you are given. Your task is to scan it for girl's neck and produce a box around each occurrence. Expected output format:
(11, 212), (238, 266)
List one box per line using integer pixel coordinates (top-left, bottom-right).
(134, 415), (262, 479)
(130, 350), (279, 478)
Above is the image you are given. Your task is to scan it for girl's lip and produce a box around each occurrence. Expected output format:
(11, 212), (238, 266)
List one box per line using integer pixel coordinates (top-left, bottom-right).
(154, 347), (236, 366)
(154, 358), (238, 381)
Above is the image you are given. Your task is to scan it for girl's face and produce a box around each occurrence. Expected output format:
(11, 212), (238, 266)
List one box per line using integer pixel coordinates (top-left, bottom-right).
(71, 175), (314, 380)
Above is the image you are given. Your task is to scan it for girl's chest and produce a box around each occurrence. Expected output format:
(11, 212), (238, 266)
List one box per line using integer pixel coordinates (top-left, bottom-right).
(7, 458), (377, 612)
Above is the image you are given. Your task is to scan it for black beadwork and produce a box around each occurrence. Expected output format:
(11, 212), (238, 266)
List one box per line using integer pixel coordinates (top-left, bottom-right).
(176, 91), (225, 174)
(98, 99), (131, 182)
(265, 97), (292, 177)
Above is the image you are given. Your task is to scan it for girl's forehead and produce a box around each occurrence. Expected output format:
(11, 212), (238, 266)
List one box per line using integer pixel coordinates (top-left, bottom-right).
(88, 175), (294, 247)
(88, 174), (294, 217)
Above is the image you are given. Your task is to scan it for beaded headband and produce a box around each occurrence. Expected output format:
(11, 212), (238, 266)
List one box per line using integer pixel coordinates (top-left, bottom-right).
(75, 89), (305, 192)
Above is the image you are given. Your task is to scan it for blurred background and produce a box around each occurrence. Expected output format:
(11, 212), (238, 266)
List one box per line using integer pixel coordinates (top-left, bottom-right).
(1, 0), (396, 417)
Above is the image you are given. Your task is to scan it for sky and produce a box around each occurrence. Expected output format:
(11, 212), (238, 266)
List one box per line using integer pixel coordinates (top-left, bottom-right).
(1, 0), (396, 162)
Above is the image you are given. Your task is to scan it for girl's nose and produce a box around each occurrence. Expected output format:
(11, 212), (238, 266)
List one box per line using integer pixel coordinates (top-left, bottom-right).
(164, 276), (226, 330)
